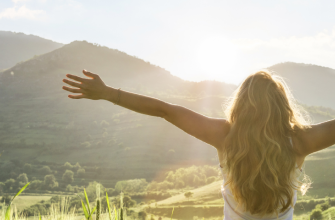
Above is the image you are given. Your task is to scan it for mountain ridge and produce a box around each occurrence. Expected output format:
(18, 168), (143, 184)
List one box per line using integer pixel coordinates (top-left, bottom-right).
(0, 31), (63, 71)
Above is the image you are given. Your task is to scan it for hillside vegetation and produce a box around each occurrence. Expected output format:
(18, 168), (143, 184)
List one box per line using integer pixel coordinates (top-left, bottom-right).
(0, 31), (63, 71)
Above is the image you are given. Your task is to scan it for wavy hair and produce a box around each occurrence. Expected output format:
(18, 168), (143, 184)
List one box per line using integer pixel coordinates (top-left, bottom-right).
(221, 70), (311, 216)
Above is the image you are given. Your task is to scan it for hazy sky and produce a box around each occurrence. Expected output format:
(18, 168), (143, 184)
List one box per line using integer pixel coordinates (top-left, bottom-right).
(1, 0), (335, 84)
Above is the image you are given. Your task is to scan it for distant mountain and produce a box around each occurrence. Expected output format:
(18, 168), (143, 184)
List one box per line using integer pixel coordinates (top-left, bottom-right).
(0, 31), (63, 71)
(268, 62), (335, 109)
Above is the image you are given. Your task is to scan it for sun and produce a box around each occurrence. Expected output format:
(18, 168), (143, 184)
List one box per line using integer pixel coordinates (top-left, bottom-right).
(196, 36), (240, 84)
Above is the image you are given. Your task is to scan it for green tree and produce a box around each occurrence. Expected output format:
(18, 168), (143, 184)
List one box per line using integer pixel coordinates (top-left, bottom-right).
(310, 209), (322, 220)
(39, 166), (52, 175)
(73, 162), (81, 170)
(184, 191), (194, 201)
(138, 211), (147, 220)
(4, 179), (15, 191)
(77, 168), (85, 177)
(62, 170), (74, 184)
(44, 174), (58, 189)
(17, 173), (29, 186)
(30, 180), (43, 190)
(63, 162), (73, 170)
(23, 163), (32, 173)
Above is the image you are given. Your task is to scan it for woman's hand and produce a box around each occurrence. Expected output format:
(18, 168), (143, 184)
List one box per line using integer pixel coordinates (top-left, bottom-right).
(62, 70), (109, 100)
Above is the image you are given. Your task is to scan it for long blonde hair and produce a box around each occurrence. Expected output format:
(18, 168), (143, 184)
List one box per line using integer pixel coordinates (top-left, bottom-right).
(222, 70), (311, 216)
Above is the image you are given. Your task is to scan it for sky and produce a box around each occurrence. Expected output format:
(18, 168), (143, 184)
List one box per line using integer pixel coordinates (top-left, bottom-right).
(1, 0), (335, 84)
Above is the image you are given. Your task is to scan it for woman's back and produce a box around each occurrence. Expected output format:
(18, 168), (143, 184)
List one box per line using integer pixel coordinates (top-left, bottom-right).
(219, 137), (302, 220)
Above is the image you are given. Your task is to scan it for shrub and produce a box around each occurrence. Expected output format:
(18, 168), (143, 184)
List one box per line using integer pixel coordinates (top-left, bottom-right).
(310, 209), (322, 220)
(22, 203), (47, 216)
(0, 194), (11, 204)
(315, 202), (330, 211)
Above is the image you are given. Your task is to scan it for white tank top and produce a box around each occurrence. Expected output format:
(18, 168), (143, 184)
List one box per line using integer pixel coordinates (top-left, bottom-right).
(220, 137), (302, 220)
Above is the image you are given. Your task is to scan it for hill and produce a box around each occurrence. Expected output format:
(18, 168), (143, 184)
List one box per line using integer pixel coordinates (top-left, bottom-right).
(0, 41), (335, 192)
(0, 31), (63, 71)
(268, 62), (335, 109)
(0, 41), (236, 188)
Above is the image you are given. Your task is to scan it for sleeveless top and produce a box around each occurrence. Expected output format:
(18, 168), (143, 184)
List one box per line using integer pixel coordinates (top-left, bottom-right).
(220, 137), (303, 220)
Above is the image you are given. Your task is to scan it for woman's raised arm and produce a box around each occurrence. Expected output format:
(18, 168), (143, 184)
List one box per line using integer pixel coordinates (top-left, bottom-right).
(296, 119), (335, 157)
(62, 70), (230, 148)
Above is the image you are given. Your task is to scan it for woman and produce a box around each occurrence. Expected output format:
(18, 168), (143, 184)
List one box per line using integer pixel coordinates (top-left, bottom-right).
(63, 70), (334, 219)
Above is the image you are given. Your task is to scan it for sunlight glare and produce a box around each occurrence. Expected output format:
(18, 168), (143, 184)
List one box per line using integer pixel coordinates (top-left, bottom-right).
(197, 36), (240, 84)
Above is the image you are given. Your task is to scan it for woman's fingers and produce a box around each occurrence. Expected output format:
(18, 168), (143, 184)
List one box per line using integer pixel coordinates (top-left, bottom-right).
(66, 74), (88, 83)
(62, 86), (84, 93)
(68, 94), (87, 99)
(83, 69), (97, 79)
(63, 79), (84, 89)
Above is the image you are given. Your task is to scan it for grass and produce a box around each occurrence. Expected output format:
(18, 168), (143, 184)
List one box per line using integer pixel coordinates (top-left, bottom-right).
(6, 181), (335, 220)
(11, 195), (52, 211)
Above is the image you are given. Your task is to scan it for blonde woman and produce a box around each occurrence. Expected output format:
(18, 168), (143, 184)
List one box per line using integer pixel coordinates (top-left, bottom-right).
(63, 70), (333, 219)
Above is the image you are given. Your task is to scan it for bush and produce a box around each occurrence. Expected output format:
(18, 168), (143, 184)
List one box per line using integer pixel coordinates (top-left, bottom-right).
(310, 209), (322, 220)
(22, 203), (47, 216)
(315, 202), (330, 211)
(0, 194), (11, 205)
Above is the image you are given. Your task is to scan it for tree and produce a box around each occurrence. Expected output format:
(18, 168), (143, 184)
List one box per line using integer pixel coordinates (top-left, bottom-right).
(138, 211), (147, 220)
(17, 173), (29, 186)
(66, 184), (74, 192)
(39, 166), (52, 175)
(62, 170), (74, 184)
(23, 163), (32, 173)
(77, 168), (85, 177)
(184, 191), (194, 201)
(44, 174), (58, 189)
(63, 162), (73, 170)
(310, 209), (322, 220)
(73, 162), (81, 170)
(4, 179), (15, 191)
(30, 180), (43, 190)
